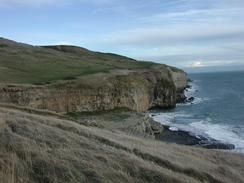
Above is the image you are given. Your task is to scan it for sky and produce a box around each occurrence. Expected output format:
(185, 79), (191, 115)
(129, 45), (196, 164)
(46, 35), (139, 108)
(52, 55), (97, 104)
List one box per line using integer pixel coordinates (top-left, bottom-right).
(1, 0), (244, 71)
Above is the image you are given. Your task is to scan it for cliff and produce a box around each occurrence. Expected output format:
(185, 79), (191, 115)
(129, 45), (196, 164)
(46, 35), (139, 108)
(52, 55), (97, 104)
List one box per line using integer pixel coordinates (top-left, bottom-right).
(0, 67), (187, 113)
(0, 38), (187, 113)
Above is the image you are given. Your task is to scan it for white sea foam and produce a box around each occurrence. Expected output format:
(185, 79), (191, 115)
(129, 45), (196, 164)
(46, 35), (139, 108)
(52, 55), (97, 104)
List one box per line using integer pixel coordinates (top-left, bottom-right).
(152, 112), (175, 126)
(176, 97), (208, 106)
(152, 113), (244, 153)
(152, 112), (196, 132)
(190, 121), (244, 153)
(151, 79), (244, 153)
(185, 83), (198, 98)
(177, 81), (208, 106)
(169, 127), (179, 131)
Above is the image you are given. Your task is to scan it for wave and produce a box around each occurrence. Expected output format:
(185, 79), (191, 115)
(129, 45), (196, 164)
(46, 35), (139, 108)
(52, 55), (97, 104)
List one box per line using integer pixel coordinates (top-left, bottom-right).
(151, 78), (244, 153)
(151, 112), (194, 126)
(151, 112), (244, 153)
(177, 81), (209, 106)
(176, 97), (208, 106)
(151, 112), (201, 133)
(190, 121), (244, 153)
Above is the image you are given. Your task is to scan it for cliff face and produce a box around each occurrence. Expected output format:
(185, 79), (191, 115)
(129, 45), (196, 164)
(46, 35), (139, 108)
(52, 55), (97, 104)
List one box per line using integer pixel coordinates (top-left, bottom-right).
(170, 69), (188, 92)
(0, 38), (188, 113)
(0, 68), (187, 113)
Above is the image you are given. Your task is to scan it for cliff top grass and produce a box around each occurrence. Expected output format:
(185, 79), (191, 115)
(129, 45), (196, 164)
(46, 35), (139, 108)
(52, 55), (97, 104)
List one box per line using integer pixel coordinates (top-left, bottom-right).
(0, 37), (159, 84)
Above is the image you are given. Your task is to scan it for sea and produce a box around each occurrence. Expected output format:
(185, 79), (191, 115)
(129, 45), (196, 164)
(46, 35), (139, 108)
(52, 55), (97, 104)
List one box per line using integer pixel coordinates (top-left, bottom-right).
(151, 71), (244, 153)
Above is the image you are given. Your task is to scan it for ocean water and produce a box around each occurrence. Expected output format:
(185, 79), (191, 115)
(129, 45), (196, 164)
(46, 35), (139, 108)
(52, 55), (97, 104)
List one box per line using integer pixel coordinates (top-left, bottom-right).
(151, 71), (244, 153)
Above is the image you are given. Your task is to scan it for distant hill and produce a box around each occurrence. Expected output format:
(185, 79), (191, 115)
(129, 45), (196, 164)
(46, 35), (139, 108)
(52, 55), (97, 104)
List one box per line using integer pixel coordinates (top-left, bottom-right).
(0, 37), (157, 84)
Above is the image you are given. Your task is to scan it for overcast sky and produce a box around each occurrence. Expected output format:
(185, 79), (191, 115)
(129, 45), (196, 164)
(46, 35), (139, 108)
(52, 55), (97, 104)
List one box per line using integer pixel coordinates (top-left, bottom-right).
(1, 0), (244, 71)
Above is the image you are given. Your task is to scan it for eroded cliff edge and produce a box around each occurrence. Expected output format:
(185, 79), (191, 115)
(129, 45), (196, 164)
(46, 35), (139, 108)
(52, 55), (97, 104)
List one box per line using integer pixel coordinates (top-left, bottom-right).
(0, 67), (187, 113)
(0, 37), (187, 113)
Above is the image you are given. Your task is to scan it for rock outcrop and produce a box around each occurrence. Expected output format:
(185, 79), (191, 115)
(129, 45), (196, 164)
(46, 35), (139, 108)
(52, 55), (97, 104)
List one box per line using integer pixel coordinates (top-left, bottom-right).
(131, 114), (164, 137)
(169, 68), (188, 92)
(0, 67), (187, 114)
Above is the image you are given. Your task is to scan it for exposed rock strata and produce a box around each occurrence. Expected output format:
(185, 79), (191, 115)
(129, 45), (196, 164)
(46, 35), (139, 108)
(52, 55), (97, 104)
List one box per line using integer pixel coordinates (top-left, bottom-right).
(131, 114), (164, 137)
(0, 68), (187, 113)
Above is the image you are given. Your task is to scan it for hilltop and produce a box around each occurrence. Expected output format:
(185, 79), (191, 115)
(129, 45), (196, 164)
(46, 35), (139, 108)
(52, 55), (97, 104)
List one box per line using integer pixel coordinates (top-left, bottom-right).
(0, 37), (159, 84)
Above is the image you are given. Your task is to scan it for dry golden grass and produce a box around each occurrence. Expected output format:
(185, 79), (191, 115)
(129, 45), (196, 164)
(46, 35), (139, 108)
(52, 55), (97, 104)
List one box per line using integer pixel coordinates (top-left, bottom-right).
(0, 106), (244, 183)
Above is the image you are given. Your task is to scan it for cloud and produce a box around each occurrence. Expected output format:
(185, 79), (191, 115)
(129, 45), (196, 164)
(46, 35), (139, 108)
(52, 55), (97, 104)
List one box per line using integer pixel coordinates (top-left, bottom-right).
(189, 60), (240, 68)
(103, 25), (244, 46)
(140, 8), (244, 24)
(92, 0), (244, 69)
(102, 1), (244, 47)
(191, 61), (204, 68)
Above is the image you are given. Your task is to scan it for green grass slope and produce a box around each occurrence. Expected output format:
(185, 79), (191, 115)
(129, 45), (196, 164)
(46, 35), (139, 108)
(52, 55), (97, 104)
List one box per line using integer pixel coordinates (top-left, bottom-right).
(0, 38), (156, 84)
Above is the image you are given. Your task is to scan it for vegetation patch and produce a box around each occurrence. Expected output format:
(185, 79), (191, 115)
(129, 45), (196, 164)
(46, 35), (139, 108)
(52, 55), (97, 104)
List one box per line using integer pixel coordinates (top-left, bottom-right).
(66, 108), (131, 122)
(0, 39), (161, 84)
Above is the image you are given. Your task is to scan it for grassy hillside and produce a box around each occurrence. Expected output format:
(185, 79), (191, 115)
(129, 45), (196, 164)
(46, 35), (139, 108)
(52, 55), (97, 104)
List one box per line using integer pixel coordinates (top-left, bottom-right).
(0, 106), (244, 183)
(0, 38), (157, 84)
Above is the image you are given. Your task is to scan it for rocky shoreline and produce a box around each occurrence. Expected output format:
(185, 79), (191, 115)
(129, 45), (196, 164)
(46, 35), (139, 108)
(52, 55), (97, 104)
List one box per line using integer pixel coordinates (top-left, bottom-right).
(152, 81), (236, 150)
(65, 108), (236, 150)
(155, 125), (235, 150)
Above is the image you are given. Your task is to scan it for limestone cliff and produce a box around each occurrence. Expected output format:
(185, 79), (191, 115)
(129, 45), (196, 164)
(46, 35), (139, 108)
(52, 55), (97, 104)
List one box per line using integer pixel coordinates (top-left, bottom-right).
(0, 67), (187, 113)
(0, 37), (188, 113)
(169, 68), (188, 92)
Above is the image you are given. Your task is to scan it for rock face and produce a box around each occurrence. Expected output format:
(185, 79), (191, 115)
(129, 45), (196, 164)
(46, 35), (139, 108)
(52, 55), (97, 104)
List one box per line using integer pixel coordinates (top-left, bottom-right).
(130, 114), (164, 138)
(0, 67), (187, 113)
(169, 68), (188, 92)
(170, 69), (188, 103)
